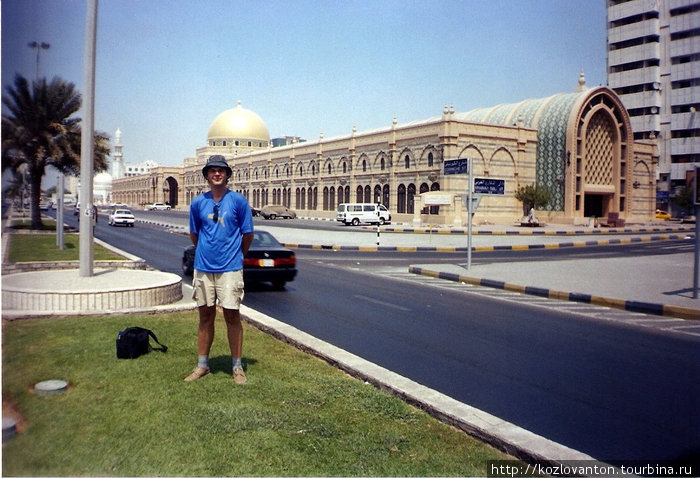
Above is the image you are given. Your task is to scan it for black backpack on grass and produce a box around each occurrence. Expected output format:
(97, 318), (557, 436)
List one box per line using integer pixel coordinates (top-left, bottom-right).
(116, 327), (168, 359)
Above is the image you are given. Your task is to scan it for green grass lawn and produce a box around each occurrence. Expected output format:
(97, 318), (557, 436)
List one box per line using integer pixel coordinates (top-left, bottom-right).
(2, 311), (516, 476)
(7, 233), (124, 263)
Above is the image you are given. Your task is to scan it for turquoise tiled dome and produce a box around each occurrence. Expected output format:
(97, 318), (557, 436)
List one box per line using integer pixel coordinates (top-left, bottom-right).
(457, 91), (588, 211)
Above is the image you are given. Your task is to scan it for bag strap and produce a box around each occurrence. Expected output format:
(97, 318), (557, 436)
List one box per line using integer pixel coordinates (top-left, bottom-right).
(147, 330), (168, 353)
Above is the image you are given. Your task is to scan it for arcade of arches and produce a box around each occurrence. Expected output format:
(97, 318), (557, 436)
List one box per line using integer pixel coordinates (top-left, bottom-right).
(111, 85), (657, 226)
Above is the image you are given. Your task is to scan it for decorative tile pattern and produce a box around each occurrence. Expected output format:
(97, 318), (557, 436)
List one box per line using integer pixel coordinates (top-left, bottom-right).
(534, 93), (580, 211)
(462, 92), (584, 211)
(584, 112), (614, 186)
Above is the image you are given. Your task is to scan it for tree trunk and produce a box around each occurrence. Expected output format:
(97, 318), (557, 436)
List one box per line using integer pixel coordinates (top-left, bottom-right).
(30, 169), (43, 229)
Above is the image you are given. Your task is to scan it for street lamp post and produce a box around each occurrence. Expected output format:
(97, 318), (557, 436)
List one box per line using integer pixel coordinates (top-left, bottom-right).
(27, 41), (50, 79)
(79, 0), (98, 277)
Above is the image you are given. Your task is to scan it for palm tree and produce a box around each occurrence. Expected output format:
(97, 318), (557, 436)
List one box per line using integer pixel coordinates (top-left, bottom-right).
(2, 74), (110, 229)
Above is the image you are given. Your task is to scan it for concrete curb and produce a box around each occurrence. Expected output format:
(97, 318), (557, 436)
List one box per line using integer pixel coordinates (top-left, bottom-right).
(408, 266), (700, 321)
(378, 225), (694, 235)
(281, 233), (689, 253)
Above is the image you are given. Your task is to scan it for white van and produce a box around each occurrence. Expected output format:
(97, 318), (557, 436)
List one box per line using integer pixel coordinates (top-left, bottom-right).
(336, 203), (391, 226)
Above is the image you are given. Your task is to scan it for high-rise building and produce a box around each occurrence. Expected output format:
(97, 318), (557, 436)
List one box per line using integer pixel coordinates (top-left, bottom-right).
(606, 0), (699, 212)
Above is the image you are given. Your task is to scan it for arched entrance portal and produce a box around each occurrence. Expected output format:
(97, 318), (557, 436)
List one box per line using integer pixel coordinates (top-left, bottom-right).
(165, 176), (178, 207)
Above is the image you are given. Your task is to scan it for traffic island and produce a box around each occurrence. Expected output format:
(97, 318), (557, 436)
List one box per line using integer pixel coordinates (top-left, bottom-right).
(2, 268), (183, 318)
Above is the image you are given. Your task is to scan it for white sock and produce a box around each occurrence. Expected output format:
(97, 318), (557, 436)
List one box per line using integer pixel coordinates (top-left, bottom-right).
(198, 355), (209, 369)
(233, 357), (242, 370)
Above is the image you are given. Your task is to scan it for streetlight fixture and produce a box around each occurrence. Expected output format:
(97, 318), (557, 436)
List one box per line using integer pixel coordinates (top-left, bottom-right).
(27, 41), (50, 79)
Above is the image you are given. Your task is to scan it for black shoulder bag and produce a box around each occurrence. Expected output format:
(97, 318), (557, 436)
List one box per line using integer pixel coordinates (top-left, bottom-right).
(116, 327), (168, 359)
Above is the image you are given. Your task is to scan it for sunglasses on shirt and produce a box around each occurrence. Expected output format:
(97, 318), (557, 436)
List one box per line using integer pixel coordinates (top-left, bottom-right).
(212, 205), (219, 222)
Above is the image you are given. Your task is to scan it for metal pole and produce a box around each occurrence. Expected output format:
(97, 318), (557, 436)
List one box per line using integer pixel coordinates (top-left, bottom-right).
(376, 203), (380, 246)
(28, 41), (50, 79)
(694, 203), (699, 299)
(57, 173), (64, 250)
(467, 158), (473, 270)
(79, 0), (98, 277)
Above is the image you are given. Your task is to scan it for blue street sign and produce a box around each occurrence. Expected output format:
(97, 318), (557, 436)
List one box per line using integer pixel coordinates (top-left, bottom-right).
(473, 178), (505, 195)
(444, 158), (468, 175)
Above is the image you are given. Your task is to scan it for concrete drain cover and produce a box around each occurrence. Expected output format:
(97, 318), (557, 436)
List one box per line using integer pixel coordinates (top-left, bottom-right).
(34, 379), (68, 395)
(2, 417), (17, 442)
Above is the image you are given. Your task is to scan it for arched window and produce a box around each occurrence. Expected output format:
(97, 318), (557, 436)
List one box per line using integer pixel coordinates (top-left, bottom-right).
(362, 160), (367, 172)
(420, 183), (430, 214)
(430, 182), (441, 215)
(407, 184), (416, 214)
(405, 155), (410, 169)
(381, 158), (385, 170)
(428, 152), (434, 167)
(356, 185), (364, 202)
(323, 187), (329, 210)
(328, 164), (332, 174)
(329, 187), (335, 210)
(397, 184), (406, 213)
(374, 185), (382, 204)
(343, 163), (347, 173)
(364, 185), (371, 203)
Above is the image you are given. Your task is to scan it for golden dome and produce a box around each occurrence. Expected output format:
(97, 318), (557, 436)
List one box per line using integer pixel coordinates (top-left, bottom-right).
(207, 101), (270, 145)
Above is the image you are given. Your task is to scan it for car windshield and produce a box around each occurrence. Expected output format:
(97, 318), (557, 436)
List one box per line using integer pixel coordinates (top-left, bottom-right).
(252, 231), (281, 247)
(115, 210), (132, 214)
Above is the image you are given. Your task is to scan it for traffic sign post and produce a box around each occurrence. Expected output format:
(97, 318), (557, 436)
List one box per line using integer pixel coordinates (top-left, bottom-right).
(694, 167), (700, 298)
(467, 158), (473, 270)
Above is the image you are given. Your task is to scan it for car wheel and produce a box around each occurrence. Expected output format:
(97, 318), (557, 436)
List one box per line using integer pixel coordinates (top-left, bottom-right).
(269, 214), (276, 220)
(352, 218), (360, 226)
(379, 217), (386, 225)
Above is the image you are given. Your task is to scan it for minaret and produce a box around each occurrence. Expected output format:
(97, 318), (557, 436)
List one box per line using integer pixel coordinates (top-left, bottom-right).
(112, 128), (124, 179)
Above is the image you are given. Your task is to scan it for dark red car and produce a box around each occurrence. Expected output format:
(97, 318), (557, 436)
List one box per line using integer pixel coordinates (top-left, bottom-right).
(182, 230), (297, 289)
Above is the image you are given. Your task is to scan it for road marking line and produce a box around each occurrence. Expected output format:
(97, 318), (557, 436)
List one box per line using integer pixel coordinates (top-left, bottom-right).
(353, 294), (411, 311)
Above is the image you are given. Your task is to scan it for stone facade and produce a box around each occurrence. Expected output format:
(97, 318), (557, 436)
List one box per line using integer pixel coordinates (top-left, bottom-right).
(111, 83), (657, 225)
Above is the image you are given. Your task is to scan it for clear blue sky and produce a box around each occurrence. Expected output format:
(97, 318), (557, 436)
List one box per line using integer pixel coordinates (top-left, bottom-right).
(2, 0), (607, 168)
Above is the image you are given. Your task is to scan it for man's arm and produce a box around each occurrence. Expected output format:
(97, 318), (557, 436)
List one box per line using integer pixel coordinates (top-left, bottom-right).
(189, 232), (198, 247)
(241, 232), (254, 256)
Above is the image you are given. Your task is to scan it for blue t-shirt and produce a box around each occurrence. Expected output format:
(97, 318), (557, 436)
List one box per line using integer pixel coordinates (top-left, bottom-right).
(189, 190), (253, 273)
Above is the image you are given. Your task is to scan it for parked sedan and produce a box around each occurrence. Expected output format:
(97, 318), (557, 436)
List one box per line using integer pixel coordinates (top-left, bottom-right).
(147, 202), (171, 211)
(182, 230), (297, 289)
(108, 209), (136, 227)
(260, 204), (297, 220)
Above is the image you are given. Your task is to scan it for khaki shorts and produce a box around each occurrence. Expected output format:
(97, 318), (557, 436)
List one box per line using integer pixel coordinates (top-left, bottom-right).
(192, 269), (245, 309)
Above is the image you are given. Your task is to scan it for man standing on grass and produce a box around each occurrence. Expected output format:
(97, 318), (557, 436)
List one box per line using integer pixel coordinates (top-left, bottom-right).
(185, 155), (254, 384)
